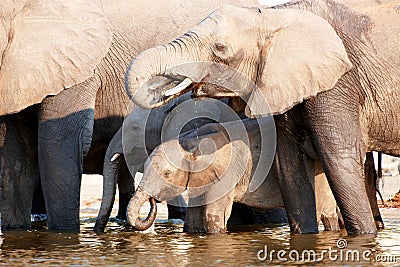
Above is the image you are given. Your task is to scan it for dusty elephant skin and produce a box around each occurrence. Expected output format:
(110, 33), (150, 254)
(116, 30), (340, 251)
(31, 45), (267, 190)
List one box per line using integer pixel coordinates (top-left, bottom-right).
(126, 0), (399, 235)
(126, 118), (382, 234)
(94, 95), (233, 232)
(0, 0), (258, 231)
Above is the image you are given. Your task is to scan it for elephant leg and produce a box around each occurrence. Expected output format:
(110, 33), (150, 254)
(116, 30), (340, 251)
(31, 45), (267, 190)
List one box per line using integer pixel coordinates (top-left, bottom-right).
(306, 98), (377, 235)
(275, 120), (318, 234)
(227, 202), (256, 226)
(315, 151), (376, 234)
(31, 177), (47, 222)
(0, 106), (39, 230)
(183, 205), (205, 233)
(38, 76), (99, 231)
(364, 152), (384, 230)
(203, 190), (235, 234)
(315, 161), (340, 231)
(184, 190), (234, 234)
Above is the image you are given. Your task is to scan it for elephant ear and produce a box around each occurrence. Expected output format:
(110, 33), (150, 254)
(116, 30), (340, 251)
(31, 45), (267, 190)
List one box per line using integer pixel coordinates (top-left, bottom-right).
(187, 139), (252, 201)
(246, 9), (352, 117)
(0, 0), (112, 115)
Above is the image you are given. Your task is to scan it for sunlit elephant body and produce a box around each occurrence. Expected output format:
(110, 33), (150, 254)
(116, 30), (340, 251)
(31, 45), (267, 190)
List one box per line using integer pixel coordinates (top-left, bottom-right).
(94, 96), (240, 232)
(126, 118), (345, 233)
(0, 0), (256, 231)
(126, 0), (398, 235)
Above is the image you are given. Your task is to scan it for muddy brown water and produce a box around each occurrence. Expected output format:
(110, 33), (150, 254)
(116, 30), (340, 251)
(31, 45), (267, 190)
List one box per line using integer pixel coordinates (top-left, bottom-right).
(0, 209), (399, 266)
(1, 174), (399, 266)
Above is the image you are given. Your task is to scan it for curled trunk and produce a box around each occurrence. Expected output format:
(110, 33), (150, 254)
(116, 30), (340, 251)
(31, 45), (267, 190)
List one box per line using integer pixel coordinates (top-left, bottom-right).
(126, 40), (199, 109)
(126, 187), (157, 231)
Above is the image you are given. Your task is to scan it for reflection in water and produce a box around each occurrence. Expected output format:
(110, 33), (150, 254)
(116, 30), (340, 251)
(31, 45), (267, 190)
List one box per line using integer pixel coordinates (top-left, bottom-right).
(0, 209), (399, 266)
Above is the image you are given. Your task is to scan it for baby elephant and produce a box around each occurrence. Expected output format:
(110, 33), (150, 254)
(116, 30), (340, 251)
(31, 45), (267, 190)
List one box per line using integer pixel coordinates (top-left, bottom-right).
(94, 96), (241, 232)
(126, 118), (344, 233)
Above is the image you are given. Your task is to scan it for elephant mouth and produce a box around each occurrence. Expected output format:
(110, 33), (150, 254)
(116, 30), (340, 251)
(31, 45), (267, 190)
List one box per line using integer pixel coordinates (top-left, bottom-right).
(144, 76), (196, 108)
(149, 75), (238, 107)
(129, 60), (249, 109)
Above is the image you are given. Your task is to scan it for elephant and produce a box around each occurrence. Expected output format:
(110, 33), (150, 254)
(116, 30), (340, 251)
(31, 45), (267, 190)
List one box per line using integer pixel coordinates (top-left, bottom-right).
(0, 0), (258, 231)
(93, 95), (242, 232)
(126, 118), (383, 233)
(124, 0), (399, 235)
(125, 118), (342, 233)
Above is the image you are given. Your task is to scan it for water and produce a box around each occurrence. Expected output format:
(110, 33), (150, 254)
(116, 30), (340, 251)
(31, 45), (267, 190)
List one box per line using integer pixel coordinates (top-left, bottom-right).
(1, 209), (399, 266)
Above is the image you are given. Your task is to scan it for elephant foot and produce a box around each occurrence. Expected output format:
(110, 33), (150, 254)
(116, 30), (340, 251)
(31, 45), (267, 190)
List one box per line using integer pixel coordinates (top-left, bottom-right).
(183, 223), (205, 233)
(0, 108), (39, 231)
(183, 206), (226, 234)
(183, 206), (205, 233)
(204, 214), (227, 234)
(374, 215), (384, 230)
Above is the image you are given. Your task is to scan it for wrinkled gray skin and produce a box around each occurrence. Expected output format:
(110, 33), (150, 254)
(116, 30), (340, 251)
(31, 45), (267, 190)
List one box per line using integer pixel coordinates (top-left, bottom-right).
(93, 95), (236, 232)
(93, 95), (190, 233)
(126, 0), (398, 235)
(126, 118), (341, 233)
(0, 0), (257, 231)
(127, 118), (381, 233)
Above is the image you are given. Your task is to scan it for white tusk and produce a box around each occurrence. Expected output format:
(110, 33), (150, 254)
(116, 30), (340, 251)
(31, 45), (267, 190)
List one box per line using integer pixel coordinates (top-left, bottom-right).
(149, 77), (174, 90)
(111, 153), (121, 162)
(164, 78), (193, 96)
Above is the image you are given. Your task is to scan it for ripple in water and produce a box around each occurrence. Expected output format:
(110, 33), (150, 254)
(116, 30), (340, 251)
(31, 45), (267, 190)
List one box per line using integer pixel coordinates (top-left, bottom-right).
(0, 209), (399, 266)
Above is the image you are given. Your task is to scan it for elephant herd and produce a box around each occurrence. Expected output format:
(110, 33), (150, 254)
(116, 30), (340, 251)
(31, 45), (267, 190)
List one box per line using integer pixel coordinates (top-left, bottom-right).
(0, 0), (399, 238)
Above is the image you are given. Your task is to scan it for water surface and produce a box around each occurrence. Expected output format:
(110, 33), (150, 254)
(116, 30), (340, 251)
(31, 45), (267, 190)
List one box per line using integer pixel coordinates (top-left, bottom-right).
(1, 208), (399, 266)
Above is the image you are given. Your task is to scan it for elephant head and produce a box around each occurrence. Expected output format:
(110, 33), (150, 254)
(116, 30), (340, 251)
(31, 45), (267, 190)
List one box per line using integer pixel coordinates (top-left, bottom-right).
(0, 0), (112, 115)
(126, 5), (352, 115)
(126, 131), (252, 231)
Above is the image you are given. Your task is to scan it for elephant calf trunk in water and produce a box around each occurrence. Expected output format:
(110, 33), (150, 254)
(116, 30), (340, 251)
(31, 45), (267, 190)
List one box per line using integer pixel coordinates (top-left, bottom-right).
(126, 187), (157, 230)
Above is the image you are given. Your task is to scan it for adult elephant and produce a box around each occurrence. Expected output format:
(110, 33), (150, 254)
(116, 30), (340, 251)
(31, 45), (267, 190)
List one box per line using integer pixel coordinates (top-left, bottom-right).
(125, 0), (399, 235)
(0, 0), (256, 231)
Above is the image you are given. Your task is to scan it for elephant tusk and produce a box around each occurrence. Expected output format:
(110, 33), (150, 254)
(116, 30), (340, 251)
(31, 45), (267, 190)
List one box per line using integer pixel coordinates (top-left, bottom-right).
(164, 78), (193, 96)
(111, 153), (121, 162)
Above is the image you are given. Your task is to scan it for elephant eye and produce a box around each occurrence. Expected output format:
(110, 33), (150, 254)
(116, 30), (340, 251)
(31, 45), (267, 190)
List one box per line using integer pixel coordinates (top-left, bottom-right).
(212, 39), (237, 62)
(214, 41), (228, 53)
(163, 170), (172, 178)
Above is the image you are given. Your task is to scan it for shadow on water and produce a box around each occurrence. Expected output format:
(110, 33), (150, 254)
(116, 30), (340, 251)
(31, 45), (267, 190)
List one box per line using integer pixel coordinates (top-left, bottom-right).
(0, 209), (399, 266)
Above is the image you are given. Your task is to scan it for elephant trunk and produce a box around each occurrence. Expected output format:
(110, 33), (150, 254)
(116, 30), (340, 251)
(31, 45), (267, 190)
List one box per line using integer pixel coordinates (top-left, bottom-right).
(126, 186), (157, 231)
(94, 130), (123, 233)
(126, 36), (201, 109)
(93, 153), (120, 233)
